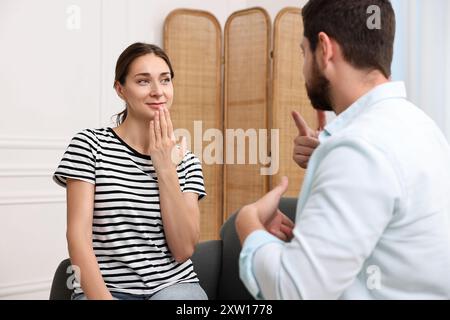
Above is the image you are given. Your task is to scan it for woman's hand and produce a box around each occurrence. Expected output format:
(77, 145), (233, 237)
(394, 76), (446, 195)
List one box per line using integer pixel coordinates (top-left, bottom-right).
(150, 107), (200, 262)
(149, 107), (186, 172)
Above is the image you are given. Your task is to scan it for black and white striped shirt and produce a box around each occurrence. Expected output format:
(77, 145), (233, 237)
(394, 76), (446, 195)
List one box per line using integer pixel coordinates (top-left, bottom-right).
(53, 127), (206, 296)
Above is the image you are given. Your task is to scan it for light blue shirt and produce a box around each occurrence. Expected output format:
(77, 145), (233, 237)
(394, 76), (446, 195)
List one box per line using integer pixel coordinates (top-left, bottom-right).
(239, 82), (450, 299)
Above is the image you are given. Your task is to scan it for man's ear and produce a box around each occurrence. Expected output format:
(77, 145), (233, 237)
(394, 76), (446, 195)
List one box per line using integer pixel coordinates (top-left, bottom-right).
(316, 32), (334, 69)
(114, 81), (125, 100)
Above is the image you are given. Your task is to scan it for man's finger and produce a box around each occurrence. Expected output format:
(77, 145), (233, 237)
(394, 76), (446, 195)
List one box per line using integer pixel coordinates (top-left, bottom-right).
(279, 224), (294, 240)
(292, 111), (310, 137)
(274, 176), (289, 197)
(293, 154), (309, 169)
(294, 135), (320, 149)
(293, 154), (309, 163)
(269, 228), (288, 242)
(294, 145), (316, 157)
(279, 212), (295, 228)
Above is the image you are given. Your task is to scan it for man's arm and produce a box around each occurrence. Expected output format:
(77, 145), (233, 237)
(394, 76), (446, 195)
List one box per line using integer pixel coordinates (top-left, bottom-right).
(238, 137), (402, 299)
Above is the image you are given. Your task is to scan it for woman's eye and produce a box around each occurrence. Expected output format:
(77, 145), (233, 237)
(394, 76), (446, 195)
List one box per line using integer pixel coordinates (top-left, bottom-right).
(138, 79), (149, 85)
(161, 78), (171, 85)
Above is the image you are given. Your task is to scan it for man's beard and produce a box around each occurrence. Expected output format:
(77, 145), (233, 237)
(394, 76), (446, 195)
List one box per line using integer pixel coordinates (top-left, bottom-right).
(305, 57), (334, 112)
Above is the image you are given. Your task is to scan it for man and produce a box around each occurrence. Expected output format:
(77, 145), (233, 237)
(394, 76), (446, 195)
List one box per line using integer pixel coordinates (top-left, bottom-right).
(236, 0), (450, 299)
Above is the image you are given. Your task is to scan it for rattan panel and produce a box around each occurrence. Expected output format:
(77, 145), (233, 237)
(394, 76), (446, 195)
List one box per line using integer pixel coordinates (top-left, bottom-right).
(272, 7), (319, 197)
(164, 9), (222, 240)
(224, 8), (271, 220)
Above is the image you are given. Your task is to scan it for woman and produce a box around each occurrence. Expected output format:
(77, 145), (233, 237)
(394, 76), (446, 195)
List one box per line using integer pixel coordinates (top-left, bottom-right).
(53, 43), (207, 300)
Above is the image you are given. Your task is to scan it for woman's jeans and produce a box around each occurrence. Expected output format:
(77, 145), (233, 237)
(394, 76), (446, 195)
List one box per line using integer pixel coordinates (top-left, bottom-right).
(72, 282), (208, 300)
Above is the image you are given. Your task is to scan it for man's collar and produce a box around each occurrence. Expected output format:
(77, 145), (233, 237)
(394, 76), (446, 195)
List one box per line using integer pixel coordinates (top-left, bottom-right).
(320, 81), (407, 139)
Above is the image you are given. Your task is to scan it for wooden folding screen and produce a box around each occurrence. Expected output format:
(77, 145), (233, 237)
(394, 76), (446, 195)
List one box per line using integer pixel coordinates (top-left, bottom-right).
(164, 9), (223, 240)
(164, 7), (319, 239)
(223, 8), (271, 220)
(271, 7), (318, 197)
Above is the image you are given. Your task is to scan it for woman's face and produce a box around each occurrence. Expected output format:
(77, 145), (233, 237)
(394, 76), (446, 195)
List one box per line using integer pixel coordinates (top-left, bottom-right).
(117, 53), (174, 121)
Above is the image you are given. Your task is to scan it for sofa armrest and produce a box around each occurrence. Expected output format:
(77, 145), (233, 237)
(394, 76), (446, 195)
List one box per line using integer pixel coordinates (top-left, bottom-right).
(191, 240), (222, 300)
(49, 258), (73, 300)
(279, 197), (298, 222)
(217, 197), (298, 300)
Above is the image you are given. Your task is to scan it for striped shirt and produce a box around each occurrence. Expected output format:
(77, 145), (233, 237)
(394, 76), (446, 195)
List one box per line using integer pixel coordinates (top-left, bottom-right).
(53, 127), (206, 296)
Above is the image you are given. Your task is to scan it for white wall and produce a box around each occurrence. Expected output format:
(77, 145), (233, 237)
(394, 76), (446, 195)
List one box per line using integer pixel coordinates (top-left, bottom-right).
(391, 0), (450, 141)
(0, 0), (103, 300)
(5, 0), (448, 301)
(0, 0), (304, 300)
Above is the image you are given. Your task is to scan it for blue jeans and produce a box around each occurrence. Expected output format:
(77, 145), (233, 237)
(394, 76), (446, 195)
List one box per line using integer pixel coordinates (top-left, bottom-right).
(72, 282), (208, 300)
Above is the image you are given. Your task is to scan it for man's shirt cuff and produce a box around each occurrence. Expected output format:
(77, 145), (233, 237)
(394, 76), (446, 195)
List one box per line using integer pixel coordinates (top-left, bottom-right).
(239, 229), (284, 299)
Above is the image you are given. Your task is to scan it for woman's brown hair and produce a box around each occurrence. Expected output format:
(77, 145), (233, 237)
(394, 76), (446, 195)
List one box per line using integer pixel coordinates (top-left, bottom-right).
(113, 43), (174, 126)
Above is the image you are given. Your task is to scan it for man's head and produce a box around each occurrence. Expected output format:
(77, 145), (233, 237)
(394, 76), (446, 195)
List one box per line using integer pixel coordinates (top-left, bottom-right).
(300, 0), (396, 111)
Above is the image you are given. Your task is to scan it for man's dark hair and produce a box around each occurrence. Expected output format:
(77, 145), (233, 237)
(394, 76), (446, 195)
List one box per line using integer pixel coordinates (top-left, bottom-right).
(302, 0), (396, 78)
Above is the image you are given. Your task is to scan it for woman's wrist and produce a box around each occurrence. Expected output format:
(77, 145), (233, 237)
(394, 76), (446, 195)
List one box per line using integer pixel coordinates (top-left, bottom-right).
(154, 165), (178, 180)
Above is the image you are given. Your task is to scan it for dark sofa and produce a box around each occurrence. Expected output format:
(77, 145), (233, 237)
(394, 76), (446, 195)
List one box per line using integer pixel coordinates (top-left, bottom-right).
(49, 197), (298, 300)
